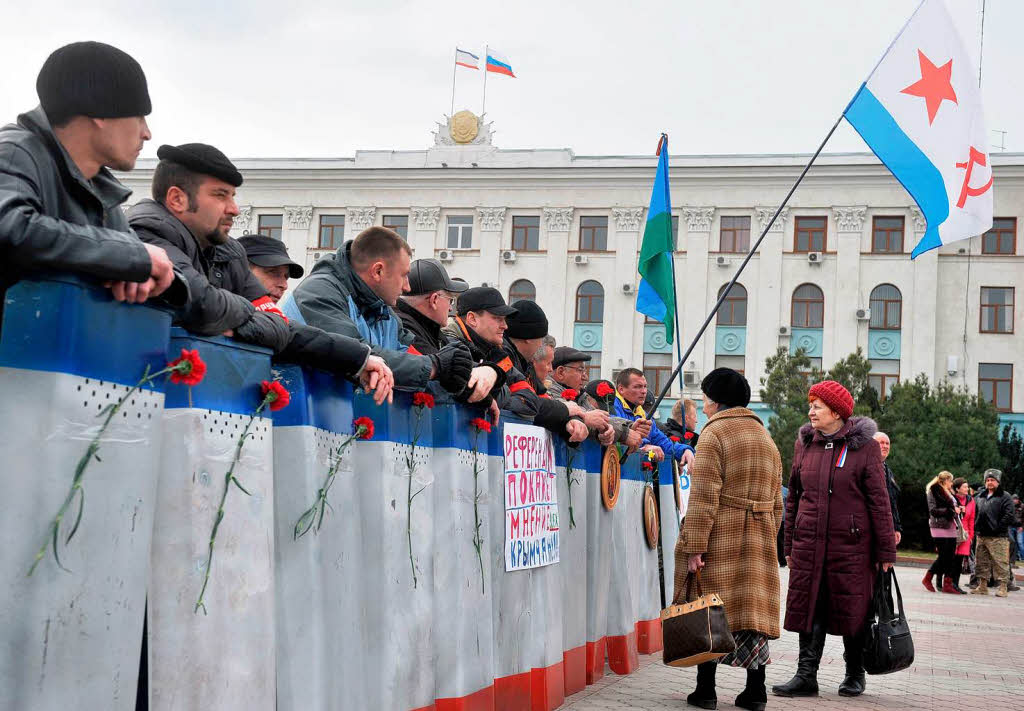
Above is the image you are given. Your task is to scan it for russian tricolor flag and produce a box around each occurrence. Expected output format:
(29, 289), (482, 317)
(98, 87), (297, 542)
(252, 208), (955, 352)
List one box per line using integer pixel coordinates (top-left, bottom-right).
(844, 0), (992, 258)
(486, 49), (516, 78)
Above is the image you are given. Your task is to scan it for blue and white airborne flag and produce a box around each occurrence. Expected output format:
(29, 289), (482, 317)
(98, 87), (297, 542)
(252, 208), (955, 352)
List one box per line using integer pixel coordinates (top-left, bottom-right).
(844, 0), (992, 258)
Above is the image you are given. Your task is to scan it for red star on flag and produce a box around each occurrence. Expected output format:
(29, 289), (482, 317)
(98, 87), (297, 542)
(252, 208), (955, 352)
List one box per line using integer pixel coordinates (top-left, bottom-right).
(900, 49), (958, 124)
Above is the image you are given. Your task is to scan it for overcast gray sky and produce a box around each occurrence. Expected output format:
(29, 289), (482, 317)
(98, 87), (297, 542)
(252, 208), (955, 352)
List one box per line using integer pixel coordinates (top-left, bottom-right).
(1, 0), (1017, 158)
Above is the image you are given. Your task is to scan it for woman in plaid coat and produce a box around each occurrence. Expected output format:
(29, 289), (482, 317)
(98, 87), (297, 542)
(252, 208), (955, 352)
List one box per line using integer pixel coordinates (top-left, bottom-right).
(675, 368), (783, 711)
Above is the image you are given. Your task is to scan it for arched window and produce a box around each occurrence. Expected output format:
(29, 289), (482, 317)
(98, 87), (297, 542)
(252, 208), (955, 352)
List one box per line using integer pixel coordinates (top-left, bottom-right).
(716, 283), (747, 326)
(869, 284), (902, 329)
(575, 280), (604, 323)
(791, 284), (824, 328)
(508, 279), (536, 304)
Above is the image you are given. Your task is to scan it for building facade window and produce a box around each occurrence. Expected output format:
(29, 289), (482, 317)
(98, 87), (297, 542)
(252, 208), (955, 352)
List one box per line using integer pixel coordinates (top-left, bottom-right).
(869, 284), (902, 329)
(714, 354), (745, 375)
(979, 363), (1013, 412)
(318, 214), (345, 249)
(258, 214), (283, 240)
(584, 352), (602, 382)
(980, 287), (1014, 334)
(982, 218), (1016, 255)
(575, 280), (604, 322)
(509, 279), (536, 303)
(579, 216), (608, 251)
(716, 283), (747, 326)
(791, 283), (824, 328)
(794, 216), (827, 252)
(869, 359), (900, 400)
(446, 215), (473, 249)
(672, 215), (679, 250)
(643, 352), (673, 399)
(720, 216), (751, 253)
(383, 214), (408, 239)
(872, 216), (904, 253)
(511, 216), (540, 251)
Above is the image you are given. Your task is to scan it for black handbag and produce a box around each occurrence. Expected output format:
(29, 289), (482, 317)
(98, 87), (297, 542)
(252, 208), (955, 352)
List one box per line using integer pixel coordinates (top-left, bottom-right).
(661, 572), (736, 667)
(862, 568), (914, 675)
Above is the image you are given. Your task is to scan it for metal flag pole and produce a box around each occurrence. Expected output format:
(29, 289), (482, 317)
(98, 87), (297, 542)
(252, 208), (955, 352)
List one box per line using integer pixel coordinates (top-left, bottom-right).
(650, 112), (847, 416)
(660, 132), (686, 393)
(450, 48), (458, 117)
(481, 45), (489, 116)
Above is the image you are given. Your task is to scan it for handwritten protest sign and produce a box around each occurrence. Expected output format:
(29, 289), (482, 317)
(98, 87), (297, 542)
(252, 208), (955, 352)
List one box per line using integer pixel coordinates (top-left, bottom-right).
(503, 422), (559, 571)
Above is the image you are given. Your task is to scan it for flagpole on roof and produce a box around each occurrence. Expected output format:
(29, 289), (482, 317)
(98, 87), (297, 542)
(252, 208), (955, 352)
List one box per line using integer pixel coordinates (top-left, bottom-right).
(649, 112), (846, 416)
(482, 44), (489, 117)
(451, 48), (458, 117)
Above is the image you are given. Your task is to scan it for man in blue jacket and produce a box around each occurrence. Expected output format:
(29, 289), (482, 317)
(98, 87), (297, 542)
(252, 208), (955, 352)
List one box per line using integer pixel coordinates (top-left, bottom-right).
(612, 368), (695, 467)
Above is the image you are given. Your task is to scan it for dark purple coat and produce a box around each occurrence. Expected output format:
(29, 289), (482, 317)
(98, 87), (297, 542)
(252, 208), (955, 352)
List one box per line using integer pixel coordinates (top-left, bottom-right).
(783, 417), (897, 636)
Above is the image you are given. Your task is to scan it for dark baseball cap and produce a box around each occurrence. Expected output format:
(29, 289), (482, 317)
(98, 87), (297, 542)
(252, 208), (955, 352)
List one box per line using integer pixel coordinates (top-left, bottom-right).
(237, 235), (304, 278)
(407, 258), (468, 296)
(552, 346), (592, 369)
(456, 287), (517, 317)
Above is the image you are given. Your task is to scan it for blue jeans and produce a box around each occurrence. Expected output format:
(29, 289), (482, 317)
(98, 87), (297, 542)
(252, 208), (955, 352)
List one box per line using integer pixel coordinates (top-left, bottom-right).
(1014, 527), (1024, 561)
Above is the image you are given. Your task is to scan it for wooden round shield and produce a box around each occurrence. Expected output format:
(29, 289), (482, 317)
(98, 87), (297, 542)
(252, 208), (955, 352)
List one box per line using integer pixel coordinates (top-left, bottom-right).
(601, 446), (621, 510)
(643, 484), (660, 549)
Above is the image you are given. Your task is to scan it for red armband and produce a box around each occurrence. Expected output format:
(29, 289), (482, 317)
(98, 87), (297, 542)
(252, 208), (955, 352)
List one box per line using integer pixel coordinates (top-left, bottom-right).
(252, 296), (288, 322)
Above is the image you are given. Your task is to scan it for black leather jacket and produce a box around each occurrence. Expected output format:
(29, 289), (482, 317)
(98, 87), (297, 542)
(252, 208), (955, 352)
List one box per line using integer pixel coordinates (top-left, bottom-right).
(0, 107), (153, 300)
(130, 199), (370, 378)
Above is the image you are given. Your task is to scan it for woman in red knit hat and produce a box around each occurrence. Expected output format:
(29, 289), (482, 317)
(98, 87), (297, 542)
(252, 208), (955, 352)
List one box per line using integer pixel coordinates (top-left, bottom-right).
(773, 380), (897, 701)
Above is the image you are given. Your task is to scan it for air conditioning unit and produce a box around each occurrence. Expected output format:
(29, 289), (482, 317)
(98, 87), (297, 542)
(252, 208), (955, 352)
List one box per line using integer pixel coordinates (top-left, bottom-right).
(778, 325), (790, 336)
(855, 307), (871, 321)
(502, 249), (517, 263)
(683, 370), (700, 387)
(311, 250), (330, 262)
(621, 282), (635, 294)
(438, 249), (455, 263)
(480, 281), (494, 289)
(807, 251), (823, 264)
(573, 254), (589, 265)
(715, 255), (730, 267)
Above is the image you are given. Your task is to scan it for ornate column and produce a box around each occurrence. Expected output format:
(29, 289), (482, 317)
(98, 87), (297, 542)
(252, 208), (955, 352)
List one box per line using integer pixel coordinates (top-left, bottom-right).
(907, 206), (938, 380)
(282, 206), (313, 276)
(612, 207), (645, 370)
(410, 207), (440, 261)
(831, 206), (867, 362)
(475, 207), (506, 288)
(681, 207), (715, 379)
(544, 208), (574, 343)
(231, 206), (253, 237)
(751, 207), (788, 388)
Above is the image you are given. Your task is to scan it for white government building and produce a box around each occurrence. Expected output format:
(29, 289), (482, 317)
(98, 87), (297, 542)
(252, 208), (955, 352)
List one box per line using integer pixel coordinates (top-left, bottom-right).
(125, 112), (1024, 434)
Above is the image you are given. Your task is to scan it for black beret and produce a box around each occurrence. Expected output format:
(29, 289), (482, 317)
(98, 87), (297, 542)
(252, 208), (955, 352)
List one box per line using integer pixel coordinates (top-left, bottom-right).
(37, 42), (151, 124)
(701, 367), (751, 408)
(505, 300), (548, 340)
(156, 143), (243, 187)
(552, 346), (592, 368)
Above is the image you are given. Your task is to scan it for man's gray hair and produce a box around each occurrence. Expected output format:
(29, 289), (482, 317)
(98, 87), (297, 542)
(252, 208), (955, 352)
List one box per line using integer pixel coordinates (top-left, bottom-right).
(533, 335), (556, 361)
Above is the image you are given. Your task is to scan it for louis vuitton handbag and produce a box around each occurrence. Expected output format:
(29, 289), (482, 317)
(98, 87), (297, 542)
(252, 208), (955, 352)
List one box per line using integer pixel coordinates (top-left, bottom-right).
(661, 571), (735, 667)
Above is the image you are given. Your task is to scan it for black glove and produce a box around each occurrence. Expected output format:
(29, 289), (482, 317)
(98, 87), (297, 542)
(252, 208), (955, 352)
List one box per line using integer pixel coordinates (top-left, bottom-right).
(431, 341), (473, 394)
(233, 311), (291, 354)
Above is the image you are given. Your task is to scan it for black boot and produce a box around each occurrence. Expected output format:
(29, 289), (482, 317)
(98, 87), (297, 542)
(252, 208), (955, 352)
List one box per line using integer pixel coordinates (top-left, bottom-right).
(735, 665), (767, 711)
(838, 633), (866, 697)
(772, 621), (825, 697)
(687, 661), (717, 709)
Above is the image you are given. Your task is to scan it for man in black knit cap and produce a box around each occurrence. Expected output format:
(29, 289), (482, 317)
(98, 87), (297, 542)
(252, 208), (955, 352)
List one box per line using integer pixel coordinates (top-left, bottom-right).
(0, 41), (178, 306)
(129, 142), (396, 404)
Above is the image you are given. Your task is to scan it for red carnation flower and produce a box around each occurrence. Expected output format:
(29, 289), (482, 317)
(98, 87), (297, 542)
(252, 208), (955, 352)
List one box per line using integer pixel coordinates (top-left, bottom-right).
(561, 388), (579, 402)
(412, 392), (435, 409)
(596, 382), (614, 398)
(353, 416), (375, 439)
(669, 435), (680, 443)
(684, 431), (694, 440)
(168, 348), (207, 386)
(470, 417), (492, 434)
(261, 380), (291, 411)
(642, 460), (655, 471)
